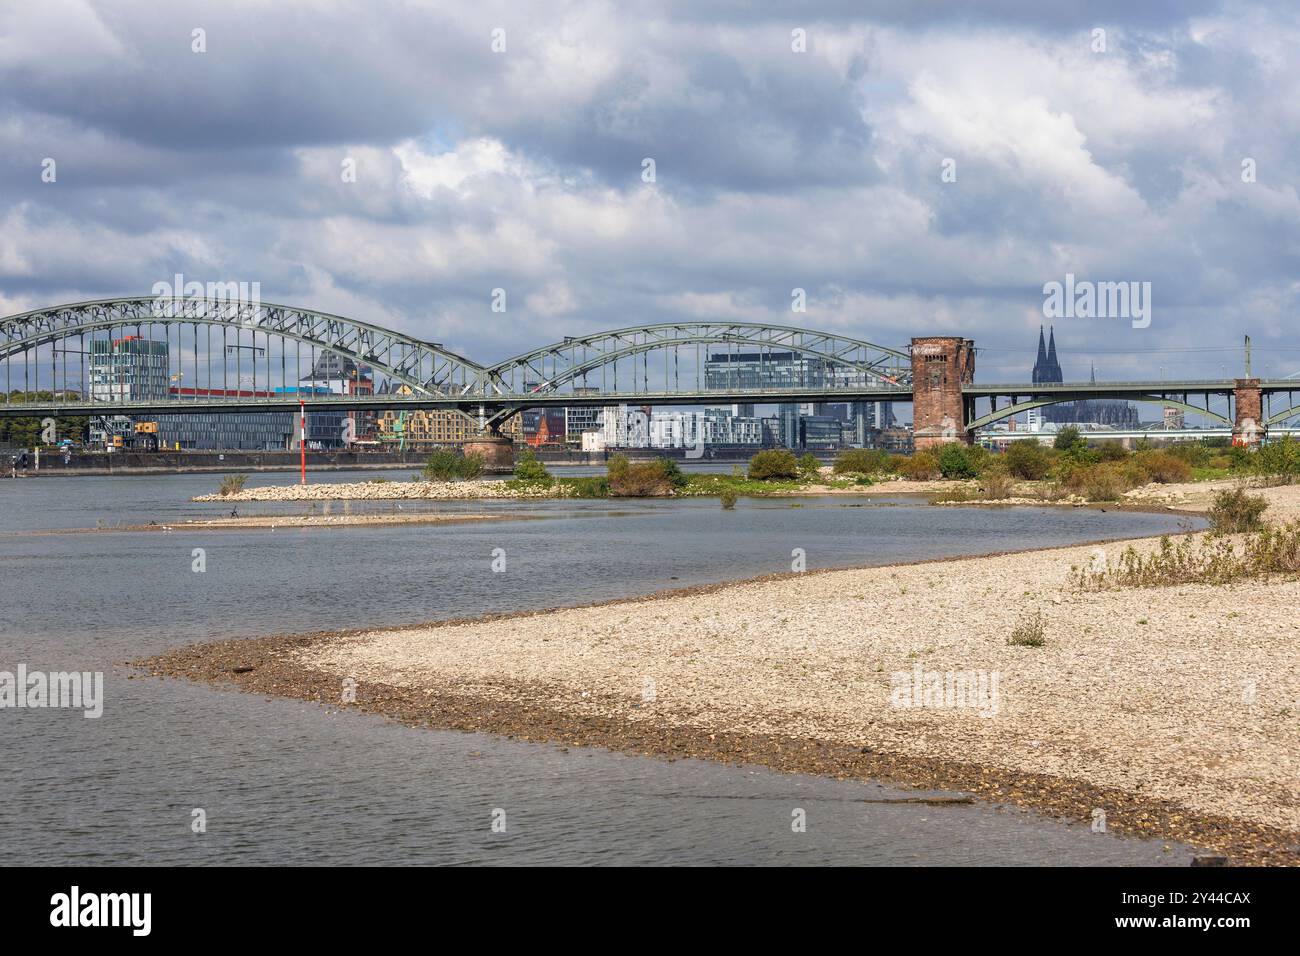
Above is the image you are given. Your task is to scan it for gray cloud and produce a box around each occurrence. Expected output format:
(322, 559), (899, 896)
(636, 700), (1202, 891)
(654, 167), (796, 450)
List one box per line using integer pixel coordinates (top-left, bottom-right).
(2, 0), (1299, 384)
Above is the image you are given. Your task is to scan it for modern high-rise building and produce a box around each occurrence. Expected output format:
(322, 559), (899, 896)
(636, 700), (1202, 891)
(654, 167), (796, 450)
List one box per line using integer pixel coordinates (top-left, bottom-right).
(564, 388), (604, 445)
(88, 336), (170, 444)
(704, 350), (830, 392)
(297, 353), (375, 443)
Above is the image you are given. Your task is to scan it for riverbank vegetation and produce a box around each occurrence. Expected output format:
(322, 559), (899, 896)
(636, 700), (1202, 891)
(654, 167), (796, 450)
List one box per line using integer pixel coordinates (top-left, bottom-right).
(1070, 521), (1300, 590)
(892, 433), (1300, 503)
(358, 435), (1300, 505)
(423, 449), (485, 481)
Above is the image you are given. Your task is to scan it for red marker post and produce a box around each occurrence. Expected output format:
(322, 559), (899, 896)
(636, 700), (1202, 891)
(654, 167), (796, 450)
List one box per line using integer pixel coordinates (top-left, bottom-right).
(299, 399), (307, 485)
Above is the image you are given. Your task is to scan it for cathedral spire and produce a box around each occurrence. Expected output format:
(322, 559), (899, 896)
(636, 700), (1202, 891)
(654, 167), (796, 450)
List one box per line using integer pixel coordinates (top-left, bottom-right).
(1033, 326), (1049, 383)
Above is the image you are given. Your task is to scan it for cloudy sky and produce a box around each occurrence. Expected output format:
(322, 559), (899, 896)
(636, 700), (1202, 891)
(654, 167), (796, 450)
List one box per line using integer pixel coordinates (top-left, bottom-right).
(2, 0), (1298, 381)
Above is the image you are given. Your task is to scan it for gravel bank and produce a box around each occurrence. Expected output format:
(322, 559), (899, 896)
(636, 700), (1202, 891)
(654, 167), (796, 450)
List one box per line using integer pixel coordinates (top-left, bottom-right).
(145, 513), (512, 531)
(193, 475), (984, 503)
(194, 479), (564, 502)
(143, 483), (1300, 864)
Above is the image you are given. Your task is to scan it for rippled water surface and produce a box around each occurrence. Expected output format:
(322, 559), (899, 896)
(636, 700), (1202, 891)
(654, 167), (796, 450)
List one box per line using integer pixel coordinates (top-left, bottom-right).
(0, 470), (1202, 864)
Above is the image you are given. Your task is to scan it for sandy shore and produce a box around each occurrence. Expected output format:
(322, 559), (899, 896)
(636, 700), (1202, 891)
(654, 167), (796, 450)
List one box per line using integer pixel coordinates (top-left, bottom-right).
(142, 481), (1300, 864)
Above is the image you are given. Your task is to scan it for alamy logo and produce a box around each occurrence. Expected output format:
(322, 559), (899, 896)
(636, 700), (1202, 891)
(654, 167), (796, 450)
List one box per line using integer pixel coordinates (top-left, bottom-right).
(890, 666), (999, 718)
(1042, 273), (1151, 329)
(0, 664), (103, 718)
(50, 886), (151, 936)
(151, 272), (262, 319)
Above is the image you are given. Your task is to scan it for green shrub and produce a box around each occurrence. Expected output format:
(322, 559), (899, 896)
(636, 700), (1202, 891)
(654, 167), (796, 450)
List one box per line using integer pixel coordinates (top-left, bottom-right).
(898, 451), (940, 480)
(513, 447), (551, 483)
(1252, 435), (1300, 478)
(748, 449), (799, 481)
(1207, 487), (1269, 534)
(1094, 441), (1129, 462)
(720, 487), (738, 510)
(798, 452), (822, 480)
(657, 457), (689, 490)
(423, 449), (460, 481)
(463, 454), (485, 479)
(1166, 441), (1213, 468)
(936, 442), (978, 479)
(1054, 426), (1085, 453)
(217, 473), (248, 497)
(423, 449), (484, 481)
(833, 448), (890, 474)
(1003, 440), (1053, 480)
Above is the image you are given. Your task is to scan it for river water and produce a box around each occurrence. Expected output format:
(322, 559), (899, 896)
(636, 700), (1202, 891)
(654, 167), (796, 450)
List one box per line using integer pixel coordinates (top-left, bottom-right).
(0, 470), (1204, 865)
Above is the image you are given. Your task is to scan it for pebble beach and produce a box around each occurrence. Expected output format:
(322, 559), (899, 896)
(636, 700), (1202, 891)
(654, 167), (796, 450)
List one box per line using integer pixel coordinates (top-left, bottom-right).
(145, 480), (1300, 864)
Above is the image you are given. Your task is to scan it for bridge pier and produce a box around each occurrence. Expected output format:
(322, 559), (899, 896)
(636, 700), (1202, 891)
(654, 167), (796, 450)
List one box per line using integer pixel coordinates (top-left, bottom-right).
(463, 411), (515, 471)
(463, 432), (514, 470)
(911, 336), (976, 448)
(1233, 378), (1263, 446)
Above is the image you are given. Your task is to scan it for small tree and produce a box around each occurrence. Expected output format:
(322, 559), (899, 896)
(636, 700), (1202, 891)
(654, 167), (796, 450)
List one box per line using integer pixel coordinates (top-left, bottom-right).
(657, 456), (689, 490)
(1003, 440), (1053, 480)
(423, 449), (461, 481)
(1054, 425), (1084, 453)
(937, 442), (977, 479)
(458, 453), (485, 480)
(720, 487), (738, 510)
(898, 451), (940, 480)
(1253, 435), (1300, 478)
(513, 447), (551, 482)
(424, 449), (483, 481)
(748, 449), (799, 481)
(798, 453), (822, 481)
(833, 448), (889, 474)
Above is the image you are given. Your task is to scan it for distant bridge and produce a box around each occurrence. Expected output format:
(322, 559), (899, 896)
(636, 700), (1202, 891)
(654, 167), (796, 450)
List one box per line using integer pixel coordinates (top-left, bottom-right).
(0, 296), (911, 430)
(2, 296), (1296, 445)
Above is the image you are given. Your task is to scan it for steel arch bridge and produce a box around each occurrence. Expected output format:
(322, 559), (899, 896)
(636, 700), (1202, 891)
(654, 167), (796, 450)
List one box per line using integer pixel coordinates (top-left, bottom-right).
(0, 296), (914, 425)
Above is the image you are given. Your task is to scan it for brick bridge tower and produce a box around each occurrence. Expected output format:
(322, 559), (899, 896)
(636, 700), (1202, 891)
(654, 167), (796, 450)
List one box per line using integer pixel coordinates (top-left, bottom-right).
(911, 336), (976, 448)
(1233, 378), (1263, 446)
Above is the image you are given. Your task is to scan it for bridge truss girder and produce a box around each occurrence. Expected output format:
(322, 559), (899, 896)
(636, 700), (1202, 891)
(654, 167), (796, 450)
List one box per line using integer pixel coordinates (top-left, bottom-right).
(0, 297), (484, 396)
(480, 322), (912, 397)
(967, 392), (1233, 431)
